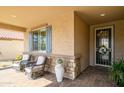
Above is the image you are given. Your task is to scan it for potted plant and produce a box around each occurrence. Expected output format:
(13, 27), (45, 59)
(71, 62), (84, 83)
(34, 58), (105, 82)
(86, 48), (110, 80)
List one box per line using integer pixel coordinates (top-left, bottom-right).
(110, 58), (124, 87)
(15, 55), (22, 61)
(55, 58), (64, 82)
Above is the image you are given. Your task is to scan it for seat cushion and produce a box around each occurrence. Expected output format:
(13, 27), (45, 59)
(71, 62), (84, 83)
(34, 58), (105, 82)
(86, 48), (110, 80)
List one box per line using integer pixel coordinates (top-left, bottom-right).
(20, 60), (28, 65)
(25, 67), (32, 73)
(25, 65), (44, 73)
(32, 65), (44, 72)
(36, 56), (46, 65)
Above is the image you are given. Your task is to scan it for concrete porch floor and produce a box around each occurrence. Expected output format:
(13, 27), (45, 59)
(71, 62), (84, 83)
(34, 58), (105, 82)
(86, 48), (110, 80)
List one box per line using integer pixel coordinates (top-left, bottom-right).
(0, 66), (116, 87)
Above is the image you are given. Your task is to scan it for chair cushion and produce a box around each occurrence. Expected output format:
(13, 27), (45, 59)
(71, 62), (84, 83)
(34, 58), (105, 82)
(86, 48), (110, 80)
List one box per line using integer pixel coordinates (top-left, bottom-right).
(25, 67), (32, 73)
(36, 56), (46, 65)
(20, 60), (28, 65)
(22, 54), (29, 61)
(32, 65), (44, 72)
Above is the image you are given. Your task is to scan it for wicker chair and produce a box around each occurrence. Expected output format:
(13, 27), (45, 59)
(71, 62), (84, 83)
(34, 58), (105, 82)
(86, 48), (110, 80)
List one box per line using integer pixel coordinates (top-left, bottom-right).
(25, 56), (46, 79)
(12, 54), (31, 71)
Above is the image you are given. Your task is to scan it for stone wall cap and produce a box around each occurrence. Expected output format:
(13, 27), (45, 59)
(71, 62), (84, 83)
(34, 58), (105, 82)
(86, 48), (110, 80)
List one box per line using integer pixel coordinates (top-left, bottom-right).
(23, 52), (81, 59)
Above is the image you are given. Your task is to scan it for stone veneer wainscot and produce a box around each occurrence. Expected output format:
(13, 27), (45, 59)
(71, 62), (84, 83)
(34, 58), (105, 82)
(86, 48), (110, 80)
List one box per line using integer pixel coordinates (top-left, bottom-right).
(24, 52), (81, 80)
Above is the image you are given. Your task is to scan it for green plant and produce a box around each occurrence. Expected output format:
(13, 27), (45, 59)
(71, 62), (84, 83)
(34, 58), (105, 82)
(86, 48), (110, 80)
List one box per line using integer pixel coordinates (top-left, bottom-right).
(110, 58), (124, 87)
(56, 58), (63, 64)
(15, 55), (22, 61)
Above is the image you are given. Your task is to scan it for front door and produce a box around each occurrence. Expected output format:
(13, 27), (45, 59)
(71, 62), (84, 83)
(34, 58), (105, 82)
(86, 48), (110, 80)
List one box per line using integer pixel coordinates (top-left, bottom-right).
(95, 26), (113, 67)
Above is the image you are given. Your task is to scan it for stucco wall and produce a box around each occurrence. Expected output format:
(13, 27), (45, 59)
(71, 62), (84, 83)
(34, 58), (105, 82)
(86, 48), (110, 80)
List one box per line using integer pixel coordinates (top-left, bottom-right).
(25, 12), (74, 56)
(90, 19), (124, 66)
(74, 12), (90, 71)
(25, 12), (90, 72)
(0, 40), (24, 61)
(0, 23), (26, 61)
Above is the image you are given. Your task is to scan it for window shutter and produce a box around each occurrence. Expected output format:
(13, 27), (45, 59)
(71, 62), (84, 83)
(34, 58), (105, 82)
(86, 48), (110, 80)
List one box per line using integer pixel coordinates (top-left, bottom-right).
(46, 26), (52, 53)
(29, 32), (33, 51)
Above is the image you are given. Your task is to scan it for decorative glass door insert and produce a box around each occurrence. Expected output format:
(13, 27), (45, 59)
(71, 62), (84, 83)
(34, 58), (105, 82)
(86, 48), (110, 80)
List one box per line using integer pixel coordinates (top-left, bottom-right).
(95, 26), (113, 66)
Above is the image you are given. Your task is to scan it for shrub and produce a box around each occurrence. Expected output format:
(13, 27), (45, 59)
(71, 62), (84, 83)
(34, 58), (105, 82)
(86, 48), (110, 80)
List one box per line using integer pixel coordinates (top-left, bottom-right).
(110, 58), (124, 87)
(56, 58), (63, 64)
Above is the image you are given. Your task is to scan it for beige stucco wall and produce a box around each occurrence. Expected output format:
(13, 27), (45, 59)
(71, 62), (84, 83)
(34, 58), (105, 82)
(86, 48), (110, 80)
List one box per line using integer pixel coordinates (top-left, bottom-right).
(90, 19), (124, 66)
(0, 40), (24, 61)
(74, 12), (90, 71)
(25, 12), (74, 56)
(0, 23), (26, 61)
(25, 11), (90, 72)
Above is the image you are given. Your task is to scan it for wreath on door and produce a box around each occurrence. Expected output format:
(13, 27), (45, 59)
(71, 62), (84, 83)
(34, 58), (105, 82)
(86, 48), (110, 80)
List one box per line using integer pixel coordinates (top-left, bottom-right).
(98, 45), (108, 55)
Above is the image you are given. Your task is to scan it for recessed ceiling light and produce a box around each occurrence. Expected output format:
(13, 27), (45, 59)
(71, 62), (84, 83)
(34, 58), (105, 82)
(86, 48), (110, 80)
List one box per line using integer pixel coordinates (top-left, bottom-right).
(100, 13), (106, 17)
(10, 15), (16, 18)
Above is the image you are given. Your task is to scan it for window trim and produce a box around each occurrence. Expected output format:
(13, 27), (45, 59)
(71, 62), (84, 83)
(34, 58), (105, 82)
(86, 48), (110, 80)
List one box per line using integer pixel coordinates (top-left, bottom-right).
(29, 26), (52, 53)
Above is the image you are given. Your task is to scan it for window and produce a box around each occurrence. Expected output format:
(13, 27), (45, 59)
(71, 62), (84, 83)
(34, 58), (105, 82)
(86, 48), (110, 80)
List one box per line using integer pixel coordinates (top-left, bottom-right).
(29, 26), (52, 53)
(32, 30), (46, 51)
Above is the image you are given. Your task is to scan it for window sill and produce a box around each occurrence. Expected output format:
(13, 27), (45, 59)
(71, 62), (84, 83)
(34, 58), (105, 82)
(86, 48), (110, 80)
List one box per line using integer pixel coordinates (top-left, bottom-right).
(30, 50), (46, 53)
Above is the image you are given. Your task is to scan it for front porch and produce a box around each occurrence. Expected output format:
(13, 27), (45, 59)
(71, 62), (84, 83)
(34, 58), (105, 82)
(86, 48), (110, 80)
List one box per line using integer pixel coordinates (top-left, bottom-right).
(0, 6), (124, 87)
(0, 66), (116, 87)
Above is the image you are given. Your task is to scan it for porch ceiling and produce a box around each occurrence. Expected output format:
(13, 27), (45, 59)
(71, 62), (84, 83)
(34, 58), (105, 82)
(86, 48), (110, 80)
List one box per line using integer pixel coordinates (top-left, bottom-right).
(0, 6), (124, 28)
